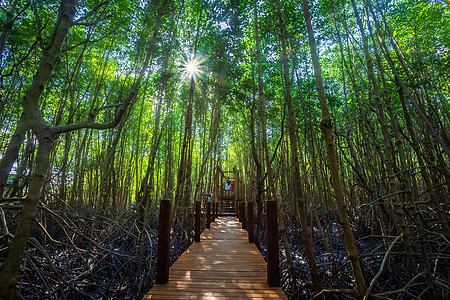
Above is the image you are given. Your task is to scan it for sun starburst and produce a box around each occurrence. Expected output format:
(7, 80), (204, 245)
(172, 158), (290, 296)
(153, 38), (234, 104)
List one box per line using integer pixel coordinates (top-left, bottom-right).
(181, 56), (205, 79)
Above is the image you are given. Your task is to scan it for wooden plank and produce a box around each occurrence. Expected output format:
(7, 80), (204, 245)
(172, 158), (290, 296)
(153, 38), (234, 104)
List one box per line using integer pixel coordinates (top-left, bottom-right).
(145, 293), (285, 299)
(169, 275), (268, 282)
(144, 294), (279, 300)
(147, 282), (282, 290)
(144, 216), (287, 299)
(145, 290), (286, 298)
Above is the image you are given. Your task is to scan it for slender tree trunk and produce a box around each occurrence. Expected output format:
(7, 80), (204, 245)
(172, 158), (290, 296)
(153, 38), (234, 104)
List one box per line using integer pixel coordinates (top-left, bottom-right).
(7, 131), (33, 198)
(274, 0), (319, 289)
(173, 76), (195, 220)
(253, 0), (297, 275)
(0, 115), (28, 198)
(351, 0), (418, 272)
(0, 0), (21, 60)
(173, 2), (203, 220)
(249, 106), (263, 243)
(301, 0), (368, 296)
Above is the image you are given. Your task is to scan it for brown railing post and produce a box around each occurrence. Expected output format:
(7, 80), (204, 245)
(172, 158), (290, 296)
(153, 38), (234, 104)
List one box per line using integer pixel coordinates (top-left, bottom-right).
(265, 200), (280, 287)
(215, 201), (218, 218)
(195, 201), (201, 242)
(206, 201), (211, 228)
(238, 202), (242, 222)
(242, 202), (247, 230)
(156, 199), (171, 284)
(248, 201), (254, 243)
(211, 202), (216, 222)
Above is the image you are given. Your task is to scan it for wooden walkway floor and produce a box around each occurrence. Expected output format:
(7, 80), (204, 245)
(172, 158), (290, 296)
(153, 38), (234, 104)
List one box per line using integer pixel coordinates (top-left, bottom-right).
(144, 216), (287, 299)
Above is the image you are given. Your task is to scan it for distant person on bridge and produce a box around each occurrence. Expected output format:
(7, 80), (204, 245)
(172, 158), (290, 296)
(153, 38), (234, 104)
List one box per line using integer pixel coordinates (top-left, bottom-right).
(225, 181), (231, 195)
(231, 181), (234, 195)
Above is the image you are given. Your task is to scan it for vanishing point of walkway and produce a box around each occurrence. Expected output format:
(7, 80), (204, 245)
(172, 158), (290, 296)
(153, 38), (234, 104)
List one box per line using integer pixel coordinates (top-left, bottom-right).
(144, 216), (287, 299)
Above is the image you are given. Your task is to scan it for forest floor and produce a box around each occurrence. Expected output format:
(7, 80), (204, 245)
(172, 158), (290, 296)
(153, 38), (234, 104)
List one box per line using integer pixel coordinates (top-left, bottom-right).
(1, 202), (449, 299)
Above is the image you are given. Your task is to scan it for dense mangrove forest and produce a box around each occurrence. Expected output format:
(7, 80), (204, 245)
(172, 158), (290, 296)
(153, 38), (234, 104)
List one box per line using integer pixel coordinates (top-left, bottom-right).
(0, 0), (449, 299)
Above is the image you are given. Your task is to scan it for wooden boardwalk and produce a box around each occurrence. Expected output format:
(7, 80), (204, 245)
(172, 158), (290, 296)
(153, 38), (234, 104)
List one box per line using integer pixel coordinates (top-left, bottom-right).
(144, 216), (287, 299)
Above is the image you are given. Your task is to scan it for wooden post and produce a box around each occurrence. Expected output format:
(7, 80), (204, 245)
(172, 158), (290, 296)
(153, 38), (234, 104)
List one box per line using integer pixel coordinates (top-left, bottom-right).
(220, 170), (224, 198)
(215, 201), (218, 218)
(211, 202), (216, 222)
(235, 167), (239, 199)
(156, 199), (171, 284)
(248, 201), (254, 243)
(239, 202), (242, 223)
(214, 167), (219, 206)
(242, 178), (247, 230)
(238, 202), (242, 222)
(195, 201), (201, 242)
(206, 201), (211, 228)
(265, 200), (280, 287)
(242, 202), (247, 230)
(219, 176), (222, 198)
(233, 166), (241, 207)
(240, 178), (245, 204)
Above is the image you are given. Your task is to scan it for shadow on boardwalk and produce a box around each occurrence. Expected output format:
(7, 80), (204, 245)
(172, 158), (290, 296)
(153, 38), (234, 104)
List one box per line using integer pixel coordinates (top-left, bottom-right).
(144, 216), (287, 299)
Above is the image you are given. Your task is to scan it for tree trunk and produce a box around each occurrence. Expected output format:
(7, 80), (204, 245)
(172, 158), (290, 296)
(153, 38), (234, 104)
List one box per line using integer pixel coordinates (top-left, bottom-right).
(302, 0), (368, 296)
(275, 0), (319, 289)
(173, 2), (203, 221)
(0, 1), (173, 296)
(0, 1), (77, 296)
(254, 0), (296, 277)
(0, 115), (28, 198)
(351, 0), (417, 272)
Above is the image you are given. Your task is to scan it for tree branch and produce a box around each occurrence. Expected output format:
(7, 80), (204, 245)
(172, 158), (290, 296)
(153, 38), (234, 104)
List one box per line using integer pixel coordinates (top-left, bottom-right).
(74, 0), (110, 23)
